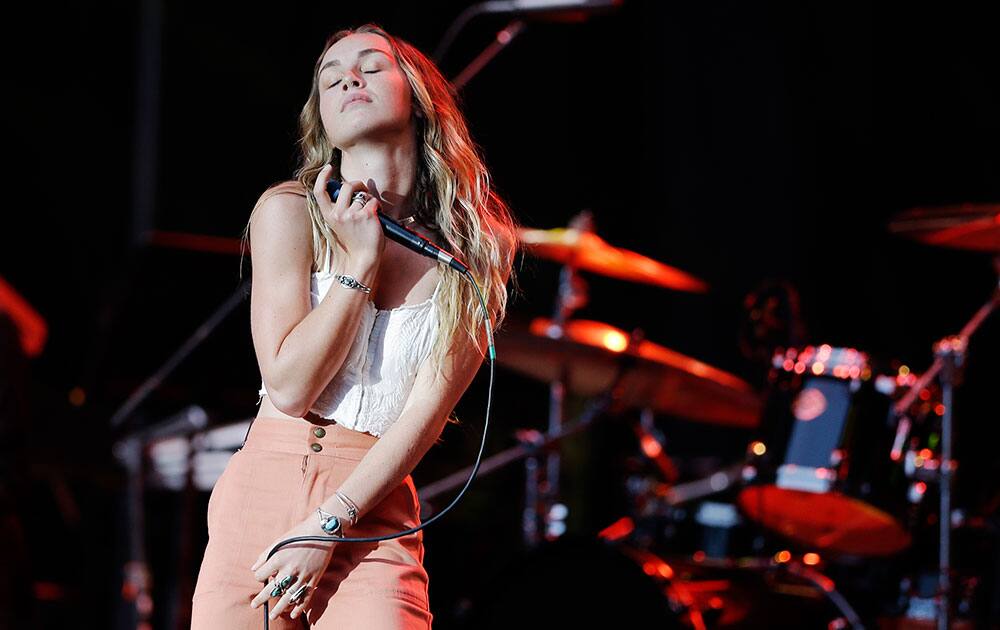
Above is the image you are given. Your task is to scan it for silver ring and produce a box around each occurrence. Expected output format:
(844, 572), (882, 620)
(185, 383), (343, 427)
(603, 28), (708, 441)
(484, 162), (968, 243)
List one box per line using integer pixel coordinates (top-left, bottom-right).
(288, 583), (311, 604)
(350, 191), (370, 206)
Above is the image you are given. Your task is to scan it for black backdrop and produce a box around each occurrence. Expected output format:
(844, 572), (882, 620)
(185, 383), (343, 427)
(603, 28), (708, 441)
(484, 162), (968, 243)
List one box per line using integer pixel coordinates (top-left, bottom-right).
(2, 1), (998, 627)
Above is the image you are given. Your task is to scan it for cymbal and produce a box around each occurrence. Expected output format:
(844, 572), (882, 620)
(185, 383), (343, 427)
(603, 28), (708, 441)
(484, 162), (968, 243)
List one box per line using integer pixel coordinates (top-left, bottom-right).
(496, 317), (760, 427)
(0, 274), (47, 357)
(888, 203), (1000, 252)
(518, 227), (709, 293)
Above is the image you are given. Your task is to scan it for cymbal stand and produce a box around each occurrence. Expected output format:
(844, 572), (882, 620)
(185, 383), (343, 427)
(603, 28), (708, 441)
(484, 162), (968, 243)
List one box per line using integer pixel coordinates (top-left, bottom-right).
(419, 351), (633, 542)
(890, 273), (997, 630)
(525, 214), (594, 546)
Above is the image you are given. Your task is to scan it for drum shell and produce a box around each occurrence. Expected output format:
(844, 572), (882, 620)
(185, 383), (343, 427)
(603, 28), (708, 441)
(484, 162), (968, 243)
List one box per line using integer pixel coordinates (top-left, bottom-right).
(740, 372), (918, 556)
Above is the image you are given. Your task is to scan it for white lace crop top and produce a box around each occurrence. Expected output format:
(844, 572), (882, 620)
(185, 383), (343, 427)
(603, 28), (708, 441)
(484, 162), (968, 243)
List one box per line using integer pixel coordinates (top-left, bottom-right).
(257, 270), (442, 437)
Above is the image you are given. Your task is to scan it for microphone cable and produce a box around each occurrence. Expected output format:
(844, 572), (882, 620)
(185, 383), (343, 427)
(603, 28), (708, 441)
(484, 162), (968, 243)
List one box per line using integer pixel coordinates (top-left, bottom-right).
(260, 266), (496, 628)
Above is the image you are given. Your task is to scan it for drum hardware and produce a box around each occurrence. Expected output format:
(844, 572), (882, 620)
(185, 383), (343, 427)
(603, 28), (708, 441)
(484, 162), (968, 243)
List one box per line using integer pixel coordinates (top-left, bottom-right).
(610, 481), (870, 627)
(509, 212), (724, 545)
(668, 553), (866, 629)
(496, 312), (760, 548)
(416, 358), (630, 505)
(527, 211), (594, 547)
(903, 309), (996, 630)
(634, 406), (680, 483)
(886, 205), (1000, 628)
(621, 547), (866, 629)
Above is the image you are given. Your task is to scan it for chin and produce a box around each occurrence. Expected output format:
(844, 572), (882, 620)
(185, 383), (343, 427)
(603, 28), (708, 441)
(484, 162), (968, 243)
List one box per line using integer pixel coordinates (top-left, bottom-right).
(329, 118), (414, 147)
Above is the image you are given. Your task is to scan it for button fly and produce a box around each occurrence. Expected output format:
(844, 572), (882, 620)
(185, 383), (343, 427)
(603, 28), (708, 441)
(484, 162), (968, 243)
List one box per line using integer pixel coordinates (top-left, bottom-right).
(310, 443), (323, 452)
(313, 427), (327, 438)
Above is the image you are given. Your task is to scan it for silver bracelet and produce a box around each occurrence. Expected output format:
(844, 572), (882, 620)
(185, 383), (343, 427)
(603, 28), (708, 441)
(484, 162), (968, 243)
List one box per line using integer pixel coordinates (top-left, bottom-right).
(316, 507), (344, 537)
(333, 491), (359, 527)
(333, 274), (372, 294)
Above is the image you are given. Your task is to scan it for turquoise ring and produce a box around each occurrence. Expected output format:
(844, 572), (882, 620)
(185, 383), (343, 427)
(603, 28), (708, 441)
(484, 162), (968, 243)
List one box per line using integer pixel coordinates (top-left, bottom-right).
(270, 574), (297, 598)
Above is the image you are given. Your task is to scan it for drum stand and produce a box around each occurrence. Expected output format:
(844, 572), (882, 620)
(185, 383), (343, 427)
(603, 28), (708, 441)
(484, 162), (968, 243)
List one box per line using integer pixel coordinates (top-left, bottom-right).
(890, 271), (997, 630)
(520, 212), (595, 546)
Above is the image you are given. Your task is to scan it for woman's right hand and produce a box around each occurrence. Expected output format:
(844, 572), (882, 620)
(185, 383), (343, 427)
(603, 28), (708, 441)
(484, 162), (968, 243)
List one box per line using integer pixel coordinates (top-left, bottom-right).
(312, 164), (385, 268)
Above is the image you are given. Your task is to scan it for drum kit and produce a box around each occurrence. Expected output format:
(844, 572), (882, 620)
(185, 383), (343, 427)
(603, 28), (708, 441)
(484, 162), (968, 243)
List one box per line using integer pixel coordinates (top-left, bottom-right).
(141, 203), (997, 628)
(463, 203), (998, 628)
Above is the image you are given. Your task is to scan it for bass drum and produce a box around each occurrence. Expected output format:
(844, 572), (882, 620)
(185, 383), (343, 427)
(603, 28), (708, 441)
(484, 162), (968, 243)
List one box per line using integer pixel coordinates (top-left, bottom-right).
(464, 535), (682, 629)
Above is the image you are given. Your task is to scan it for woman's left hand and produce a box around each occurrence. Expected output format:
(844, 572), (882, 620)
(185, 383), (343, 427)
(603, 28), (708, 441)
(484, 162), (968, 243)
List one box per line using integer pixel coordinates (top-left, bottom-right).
(250, 517), (337, 620)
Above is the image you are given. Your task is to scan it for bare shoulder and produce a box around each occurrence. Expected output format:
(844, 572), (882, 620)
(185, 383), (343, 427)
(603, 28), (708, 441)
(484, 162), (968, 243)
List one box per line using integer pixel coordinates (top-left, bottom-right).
(255, 179), (308, 206)
(249, 180), (314, 273)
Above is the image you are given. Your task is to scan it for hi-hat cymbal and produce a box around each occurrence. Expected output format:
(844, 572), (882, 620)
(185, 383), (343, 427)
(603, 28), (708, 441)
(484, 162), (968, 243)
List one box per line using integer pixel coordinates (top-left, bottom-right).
(519, 227), (709, 293)
(496, 317), (760, 427)
(888, 203), (1000, 252)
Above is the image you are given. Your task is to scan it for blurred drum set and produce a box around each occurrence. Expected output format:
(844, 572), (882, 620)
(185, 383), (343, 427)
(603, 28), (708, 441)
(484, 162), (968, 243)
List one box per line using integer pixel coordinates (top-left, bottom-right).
(142, 203), (998, 628)
(458, 203), (998, 628)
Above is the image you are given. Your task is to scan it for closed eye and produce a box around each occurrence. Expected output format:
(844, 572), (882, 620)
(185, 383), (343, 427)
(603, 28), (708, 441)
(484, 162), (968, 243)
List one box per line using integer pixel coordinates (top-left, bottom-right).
(325, 70), (379, 90)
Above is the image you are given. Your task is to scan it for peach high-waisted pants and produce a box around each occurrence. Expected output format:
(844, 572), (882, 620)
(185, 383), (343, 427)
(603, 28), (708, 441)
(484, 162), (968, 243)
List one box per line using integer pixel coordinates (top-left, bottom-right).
(191, 416), (433, 629)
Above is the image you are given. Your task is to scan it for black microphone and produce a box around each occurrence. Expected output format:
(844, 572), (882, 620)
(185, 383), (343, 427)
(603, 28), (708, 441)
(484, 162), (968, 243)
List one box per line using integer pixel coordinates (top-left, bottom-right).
(326, 179), (469, 274)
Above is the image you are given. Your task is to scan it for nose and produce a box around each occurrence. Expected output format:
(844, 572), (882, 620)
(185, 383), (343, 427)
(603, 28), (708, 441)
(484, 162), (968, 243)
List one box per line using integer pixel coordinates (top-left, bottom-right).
(341, 71), (363, 90)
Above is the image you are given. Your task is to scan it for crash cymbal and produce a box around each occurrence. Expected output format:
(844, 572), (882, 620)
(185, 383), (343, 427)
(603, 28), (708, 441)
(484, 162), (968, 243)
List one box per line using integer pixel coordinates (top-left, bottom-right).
(496, 317), (760, 427)
(518, 227), (709, 293)
(888, 203), (1000, 252)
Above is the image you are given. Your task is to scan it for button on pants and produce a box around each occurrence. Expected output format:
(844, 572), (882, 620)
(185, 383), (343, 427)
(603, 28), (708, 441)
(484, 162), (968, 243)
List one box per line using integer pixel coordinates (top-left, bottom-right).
(191, 416), (433, 629)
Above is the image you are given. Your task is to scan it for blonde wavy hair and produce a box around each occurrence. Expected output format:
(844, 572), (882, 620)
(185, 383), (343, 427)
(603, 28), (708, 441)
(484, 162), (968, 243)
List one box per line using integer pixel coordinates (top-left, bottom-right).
(241, 23), (518, 374)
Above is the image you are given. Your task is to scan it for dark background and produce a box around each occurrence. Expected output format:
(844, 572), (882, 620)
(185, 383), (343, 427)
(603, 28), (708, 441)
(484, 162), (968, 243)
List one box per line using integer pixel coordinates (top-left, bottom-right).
(2, 0), (998, 627)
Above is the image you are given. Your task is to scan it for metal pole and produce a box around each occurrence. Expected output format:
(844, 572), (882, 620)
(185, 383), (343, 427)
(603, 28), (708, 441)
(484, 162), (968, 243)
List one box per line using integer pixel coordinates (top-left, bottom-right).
(937, 346), (959, 630)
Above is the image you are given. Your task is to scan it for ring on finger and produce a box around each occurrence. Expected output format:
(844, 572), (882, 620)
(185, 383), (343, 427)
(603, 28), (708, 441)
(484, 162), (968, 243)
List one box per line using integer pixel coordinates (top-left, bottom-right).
(288, 583), (311, 605)
(270, 574), (297, 598)
(350, 191), (370, 206)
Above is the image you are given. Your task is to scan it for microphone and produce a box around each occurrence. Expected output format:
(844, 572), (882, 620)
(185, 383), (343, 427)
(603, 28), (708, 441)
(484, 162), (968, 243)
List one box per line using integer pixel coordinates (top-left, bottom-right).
(326, 179), (469, 274)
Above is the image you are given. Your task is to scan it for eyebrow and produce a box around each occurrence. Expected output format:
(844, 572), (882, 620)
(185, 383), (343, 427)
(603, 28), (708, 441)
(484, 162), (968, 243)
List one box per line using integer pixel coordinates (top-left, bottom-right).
(318, 48), (392, 75)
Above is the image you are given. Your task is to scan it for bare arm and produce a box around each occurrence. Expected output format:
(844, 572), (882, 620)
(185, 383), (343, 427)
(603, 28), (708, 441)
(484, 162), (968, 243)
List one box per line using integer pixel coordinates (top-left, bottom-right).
(313, 225), (516, 531)
(248, 190), (379, 417)
(316, 321), (488, 527)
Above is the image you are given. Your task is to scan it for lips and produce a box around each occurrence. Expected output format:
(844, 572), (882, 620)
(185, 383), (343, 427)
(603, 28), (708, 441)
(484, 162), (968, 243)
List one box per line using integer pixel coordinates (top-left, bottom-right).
(341, 93), (372, 111)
